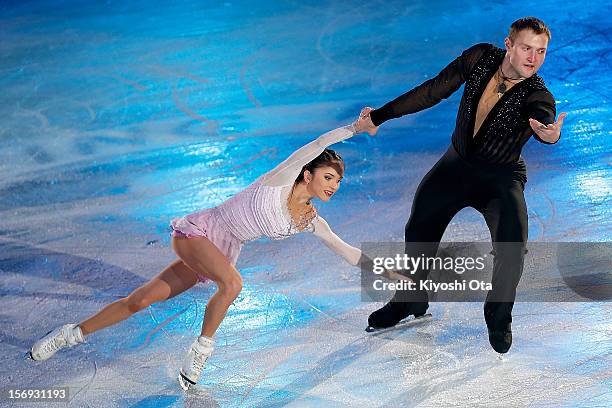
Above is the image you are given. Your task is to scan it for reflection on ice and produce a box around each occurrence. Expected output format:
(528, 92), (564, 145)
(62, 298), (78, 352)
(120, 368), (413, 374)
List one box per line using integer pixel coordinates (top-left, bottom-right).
(1, 0), (610, 406)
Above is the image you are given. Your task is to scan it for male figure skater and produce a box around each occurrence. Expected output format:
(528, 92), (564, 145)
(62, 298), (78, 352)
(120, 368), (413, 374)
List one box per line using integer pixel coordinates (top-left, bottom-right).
(362, 17), (567, 352)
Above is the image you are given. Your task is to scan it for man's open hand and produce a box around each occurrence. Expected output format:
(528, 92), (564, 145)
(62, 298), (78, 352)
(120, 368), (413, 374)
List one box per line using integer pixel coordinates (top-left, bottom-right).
(529, 112), (567, 143)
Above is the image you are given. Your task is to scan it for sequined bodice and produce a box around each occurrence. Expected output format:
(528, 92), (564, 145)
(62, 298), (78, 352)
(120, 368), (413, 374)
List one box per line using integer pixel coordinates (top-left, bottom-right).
(215, 178), (314, 243)
(370, 43), (556, 167)
(453, 46), (549, 164)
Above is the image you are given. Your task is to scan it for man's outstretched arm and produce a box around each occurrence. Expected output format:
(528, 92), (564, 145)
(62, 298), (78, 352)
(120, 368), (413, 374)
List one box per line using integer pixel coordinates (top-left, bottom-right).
(366, 43), (491, 129)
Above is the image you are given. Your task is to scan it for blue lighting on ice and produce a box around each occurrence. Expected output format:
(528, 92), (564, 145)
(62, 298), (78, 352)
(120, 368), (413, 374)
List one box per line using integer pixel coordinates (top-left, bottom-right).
(1, 0), (610, 406)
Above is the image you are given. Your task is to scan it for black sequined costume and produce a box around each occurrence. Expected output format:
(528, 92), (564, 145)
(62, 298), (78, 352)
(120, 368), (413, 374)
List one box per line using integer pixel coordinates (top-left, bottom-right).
(367, 43), (558, 349)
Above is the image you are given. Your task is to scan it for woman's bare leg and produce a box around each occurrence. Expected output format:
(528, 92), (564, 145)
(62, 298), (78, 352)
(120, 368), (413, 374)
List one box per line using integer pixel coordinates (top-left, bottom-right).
(78, 259), (199, 336)
(171, 236), (242, 338)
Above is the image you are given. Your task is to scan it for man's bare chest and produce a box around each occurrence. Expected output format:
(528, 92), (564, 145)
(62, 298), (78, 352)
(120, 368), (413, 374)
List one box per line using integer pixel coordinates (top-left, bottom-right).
(474, 76), (503, 137)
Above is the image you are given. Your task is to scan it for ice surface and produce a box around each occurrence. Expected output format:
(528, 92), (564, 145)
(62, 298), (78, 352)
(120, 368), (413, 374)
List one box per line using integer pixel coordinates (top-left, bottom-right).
(1, 0), (610, 407)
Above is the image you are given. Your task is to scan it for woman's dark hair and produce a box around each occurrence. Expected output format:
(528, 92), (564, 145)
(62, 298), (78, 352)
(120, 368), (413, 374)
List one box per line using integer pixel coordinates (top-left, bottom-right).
(294, 148), (344, 184)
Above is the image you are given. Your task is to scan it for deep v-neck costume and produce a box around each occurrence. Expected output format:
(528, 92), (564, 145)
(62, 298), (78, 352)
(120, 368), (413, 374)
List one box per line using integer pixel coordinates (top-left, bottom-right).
(365, 43), (559, 334)
(370, 43), (557, 166)
(473, 66), (523, 138)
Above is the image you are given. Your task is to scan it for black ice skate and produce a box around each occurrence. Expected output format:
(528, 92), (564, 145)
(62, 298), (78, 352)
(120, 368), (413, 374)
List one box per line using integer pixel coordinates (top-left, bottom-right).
(487, 322), (512, 354)
(366, 298), (430, 333)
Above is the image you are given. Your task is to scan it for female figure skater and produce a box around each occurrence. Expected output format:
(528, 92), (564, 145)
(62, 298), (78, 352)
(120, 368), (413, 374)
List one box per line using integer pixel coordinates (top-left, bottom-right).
(31, 110), (389, 390)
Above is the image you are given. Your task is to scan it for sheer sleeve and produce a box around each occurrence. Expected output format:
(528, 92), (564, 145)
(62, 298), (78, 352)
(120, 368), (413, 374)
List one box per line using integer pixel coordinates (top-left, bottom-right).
(311, 216), (361, 266)
(526, 90), (559, 144)
(369, 43), (491, 126)
(260, 125), (356, 187)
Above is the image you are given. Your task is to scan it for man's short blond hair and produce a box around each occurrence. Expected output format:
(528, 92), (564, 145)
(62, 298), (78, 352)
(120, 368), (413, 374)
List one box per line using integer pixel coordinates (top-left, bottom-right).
(508, 17), (551, 44)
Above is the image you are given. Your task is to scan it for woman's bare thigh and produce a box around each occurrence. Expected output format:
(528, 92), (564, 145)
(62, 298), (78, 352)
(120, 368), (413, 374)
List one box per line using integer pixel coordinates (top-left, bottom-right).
(171, 236), (241, 283)
(129, 259), (199, 305)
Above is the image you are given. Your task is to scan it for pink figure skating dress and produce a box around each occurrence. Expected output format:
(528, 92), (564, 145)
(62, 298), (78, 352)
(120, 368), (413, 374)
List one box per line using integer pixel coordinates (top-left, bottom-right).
(170, 125), (362, 280)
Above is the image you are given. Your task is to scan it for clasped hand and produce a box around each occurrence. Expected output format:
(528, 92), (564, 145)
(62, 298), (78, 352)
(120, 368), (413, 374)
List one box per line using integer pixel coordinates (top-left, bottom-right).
(352, 107), (380, 136)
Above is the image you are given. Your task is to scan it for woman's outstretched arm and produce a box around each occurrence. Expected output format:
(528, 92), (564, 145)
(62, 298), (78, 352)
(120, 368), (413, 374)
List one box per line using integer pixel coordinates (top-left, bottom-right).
(260, 125), (356, 187)
(312, 216), (413, 283)
(261, 109), (373, 187)
(311, 216), (361, 265)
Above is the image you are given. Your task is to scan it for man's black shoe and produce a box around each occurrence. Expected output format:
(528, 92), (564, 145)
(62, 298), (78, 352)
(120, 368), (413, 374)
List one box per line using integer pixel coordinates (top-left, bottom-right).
(487, 323), (512, 353)
(368, 300), (429, 329)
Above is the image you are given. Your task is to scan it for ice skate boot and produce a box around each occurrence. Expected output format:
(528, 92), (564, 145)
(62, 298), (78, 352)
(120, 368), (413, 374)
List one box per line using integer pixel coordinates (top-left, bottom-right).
(487, 322), (512, 354)
(484, 302), (513, 354)
(367, 289), (429, 330)
(178, 336), (214, 390)
(30, 324), (84, 361)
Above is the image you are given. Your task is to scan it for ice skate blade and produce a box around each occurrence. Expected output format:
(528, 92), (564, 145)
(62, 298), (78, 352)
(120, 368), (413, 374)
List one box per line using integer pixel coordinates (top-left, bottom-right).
(178, 372), (195, 391)
(365, 313), (432, 334)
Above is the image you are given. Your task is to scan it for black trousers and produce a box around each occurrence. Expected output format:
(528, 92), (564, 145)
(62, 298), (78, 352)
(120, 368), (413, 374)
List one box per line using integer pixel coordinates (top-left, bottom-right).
(395, 144), (528, 329)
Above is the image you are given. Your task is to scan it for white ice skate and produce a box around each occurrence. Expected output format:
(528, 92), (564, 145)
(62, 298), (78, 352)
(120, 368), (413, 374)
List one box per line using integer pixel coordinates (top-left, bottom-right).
(178, 336), (214, 391)
(30, 324), (84, 361)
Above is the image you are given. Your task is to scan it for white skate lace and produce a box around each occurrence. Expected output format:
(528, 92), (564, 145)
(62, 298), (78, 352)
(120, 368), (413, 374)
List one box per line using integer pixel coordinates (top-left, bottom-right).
(38, 326), (81, 357)
(191, 349), (209, 375)
(40, 334), (67, 356)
